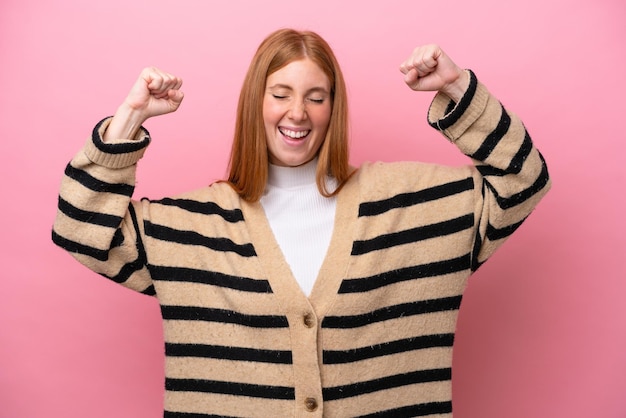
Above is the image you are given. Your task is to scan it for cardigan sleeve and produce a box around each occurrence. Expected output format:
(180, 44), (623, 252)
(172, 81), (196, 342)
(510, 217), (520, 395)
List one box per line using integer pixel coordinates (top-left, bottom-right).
(428, 70), (551, 270)
(51, 117), (156, 295)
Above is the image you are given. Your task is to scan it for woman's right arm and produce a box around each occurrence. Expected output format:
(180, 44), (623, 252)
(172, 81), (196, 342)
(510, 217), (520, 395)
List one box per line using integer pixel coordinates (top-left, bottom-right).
(51, 68), (184, 295)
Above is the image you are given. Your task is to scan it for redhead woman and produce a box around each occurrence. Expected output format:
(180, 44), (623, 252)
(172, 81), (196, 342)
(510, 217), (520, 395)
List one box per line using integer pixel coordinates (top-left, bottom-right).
(53, 28), (550, 417)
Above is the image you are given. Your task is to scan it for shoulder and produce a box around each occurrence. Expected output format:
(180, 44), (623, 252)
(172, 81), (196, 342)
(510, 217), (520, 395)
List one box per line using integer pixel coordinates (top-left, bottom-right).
(355, 160), (475, 194)
(169, 181), (242, 208)
(348, 161), (480, 217)
(141, 181), (245, 222)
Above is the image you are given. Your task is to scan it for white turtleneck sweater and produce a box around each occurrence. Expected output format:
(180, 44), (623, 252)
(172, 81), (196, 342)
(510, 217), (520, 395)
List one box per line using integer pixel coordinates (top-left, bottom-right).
(260, 159), (337, 296)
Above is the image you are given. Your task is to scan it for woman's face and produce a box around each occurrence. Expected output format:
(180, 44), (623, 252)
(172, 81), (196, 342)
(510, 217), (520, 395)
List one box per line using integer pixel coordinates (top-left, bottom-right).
(263, 58), (332, 167)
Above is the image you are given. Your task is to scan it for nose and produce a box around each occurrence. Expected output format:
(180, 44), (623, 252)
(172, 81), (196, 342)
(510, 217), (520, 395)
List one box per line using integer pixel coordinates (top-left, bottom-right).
(288, 100), (308, 121)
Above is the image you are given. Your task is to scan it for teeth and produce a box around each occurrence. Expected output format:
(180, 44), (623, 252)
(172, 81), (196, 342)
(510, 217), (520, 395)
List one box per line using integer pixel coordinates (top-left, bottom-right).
(280, 128), (309, 139)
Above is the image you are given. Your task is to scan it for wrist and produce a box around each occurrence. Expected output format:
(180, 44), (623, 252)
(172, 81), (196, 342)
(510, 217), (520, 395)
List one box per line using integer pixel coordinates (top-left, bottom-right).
(441, 69), (470, 103)
(103, 103), (149, 142)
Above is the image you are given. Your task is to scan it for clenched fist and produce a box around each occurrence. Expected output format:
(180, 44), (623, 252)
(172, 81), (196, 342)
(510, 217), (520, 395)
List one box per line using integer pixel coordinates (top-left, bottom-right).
(104, 67), (184, 142)
(399, 45), (469, 102)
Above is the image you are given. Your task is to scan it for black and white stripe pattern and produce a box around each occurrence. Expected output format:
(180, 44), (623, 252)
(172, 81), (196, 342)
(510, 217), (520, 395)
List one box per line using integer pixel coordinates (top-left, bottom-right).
(52, 73), (550, 416)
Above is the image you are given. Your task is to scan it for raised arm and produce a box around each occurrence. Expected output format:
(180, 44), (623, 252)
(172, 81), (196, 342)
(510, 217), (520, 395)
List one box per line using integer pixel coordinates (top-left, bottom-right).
(401, 45), (551, 269)
(52, 67), (184, 294)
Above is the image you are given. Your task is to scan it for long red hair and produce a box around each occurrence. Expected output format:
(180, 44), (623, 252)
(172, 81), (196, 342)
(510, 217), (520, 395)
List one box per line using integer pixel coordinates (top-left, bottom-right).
(227, 28), (351, 202)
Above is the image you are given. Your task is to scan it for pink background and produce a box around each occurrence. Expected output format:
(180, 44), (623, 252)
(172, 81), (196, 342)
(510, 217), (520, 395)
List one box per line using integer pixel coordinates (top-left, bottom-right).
(1, 0), (624, 417)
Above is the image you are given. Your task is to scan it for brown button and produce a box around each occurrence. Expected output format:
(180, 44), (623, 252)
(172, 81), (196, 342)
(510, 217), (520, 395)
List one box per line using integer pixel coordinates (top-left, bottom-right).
(304, 397), (318, 412)
(303, 313), (315, 328)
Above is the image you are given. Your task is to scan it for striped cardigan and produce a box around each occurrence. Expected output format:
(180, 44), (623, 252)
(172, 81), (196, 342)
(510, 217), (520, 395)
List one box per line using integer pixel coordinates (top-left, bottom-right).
(52, 71), (550, 417)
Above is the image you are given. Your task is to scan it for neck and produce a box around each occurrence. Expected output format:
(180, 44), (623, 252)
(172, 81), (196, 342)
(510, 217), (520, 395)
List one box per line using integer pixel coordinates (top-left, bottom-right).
(267, 158), (318, 189)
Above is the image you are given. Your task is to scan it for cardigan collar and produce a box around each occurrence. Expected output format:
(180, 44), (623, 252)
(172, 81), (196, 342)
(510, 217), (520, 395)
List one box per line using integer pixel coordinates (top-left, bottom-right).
(241, 166), (360, 312)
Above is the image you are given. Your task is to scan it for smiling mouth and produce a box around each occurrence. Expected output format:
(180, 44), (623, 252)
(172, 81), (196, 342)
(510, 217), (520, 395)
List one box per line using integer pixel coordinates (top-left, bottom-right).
(279, 127), (311, 139)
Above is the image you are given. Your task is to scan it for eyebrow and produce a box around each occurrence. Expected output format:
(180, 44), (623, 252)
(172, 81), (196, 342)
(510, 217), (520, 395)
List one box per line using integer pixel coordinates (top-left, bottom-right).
(267, 84), (329, 95)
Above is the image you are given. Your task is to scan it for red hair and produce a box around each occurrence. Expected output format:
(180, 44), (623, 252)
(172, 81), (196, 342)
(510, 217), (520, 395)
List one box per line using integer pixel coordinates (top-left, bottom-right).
(227, 28), (351, 202)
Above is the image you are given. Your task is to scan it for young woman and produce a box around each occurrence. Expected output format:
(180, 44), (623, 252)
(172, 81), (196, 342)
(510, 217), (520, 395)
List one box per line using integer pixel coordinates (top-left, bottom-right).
(53, 28), (550, 417)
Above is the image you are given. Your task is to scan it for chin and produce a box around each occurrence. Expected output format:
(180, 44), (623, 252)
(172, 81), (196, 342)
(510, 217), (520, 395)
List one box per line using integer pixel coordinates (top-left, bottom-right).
(270, 153), (313, 167)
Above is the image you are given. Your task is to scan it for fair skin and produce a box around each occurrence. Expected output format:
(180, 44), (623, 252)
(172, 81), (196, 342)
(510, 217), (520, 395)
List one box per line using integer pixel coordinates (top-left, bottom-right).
(102, 44), (468, 144)
(263, 58), (332, 167)
(102, 67), (184, 142)
(399, 44), (469, 100)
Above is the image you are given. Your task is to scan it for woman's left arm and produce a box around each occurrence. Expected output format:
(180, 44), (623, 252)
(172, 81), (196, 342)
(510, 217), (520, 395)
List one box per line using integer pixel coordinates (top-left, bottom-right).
(401, 45), (551, 270)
